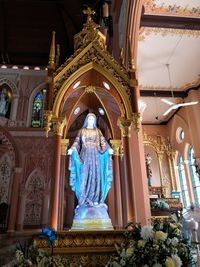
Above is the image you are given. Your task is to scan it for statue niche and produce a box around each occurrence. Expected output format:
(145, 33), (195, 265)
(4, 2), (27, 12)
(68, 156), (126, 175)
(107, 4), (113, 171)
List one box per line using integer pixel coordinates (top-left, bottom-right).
(67, 113), (113, 230)
(0, 85), (12, 118)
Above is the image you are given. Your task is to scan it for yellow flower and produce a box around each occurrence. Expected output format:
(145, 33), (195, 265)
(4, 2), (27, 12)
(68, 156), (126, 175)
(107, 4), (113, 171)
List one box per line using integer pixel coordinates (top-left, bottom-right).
(170, 223), (177, 229)
(126, 247), (134, 257)
(138, 240), (146, 248)
(154, 231), (168, 241)
(165, 257), (175, 267)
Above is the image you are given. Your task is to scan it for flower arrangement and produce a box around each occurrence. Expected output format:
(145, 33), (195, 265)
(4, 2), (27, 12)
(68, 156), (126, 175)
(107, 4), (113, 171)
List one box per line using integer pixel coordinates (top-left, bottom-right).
(15, 228), (70, 267)
(106, 216), (195, 267)
(150, 200), (170, 210)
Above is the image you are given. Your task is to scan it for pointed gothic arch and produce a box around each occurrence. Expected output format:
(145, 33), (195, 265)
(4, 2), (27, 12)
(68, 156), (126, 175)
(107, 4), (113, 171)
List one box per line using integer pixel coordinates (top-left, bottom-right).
(26, 82), (47, 127)
(23, 169), (45, 227)
(53, 62), (133, 121)
(0, 153), (12, 204)
(0, 78), (19, 120)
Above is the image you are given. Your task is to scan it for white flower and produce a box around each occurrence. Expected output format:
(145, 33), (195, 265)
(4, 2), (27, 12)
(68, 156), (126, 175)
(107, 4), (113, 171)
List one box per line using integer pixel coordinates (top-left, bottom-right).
(141, 225), (154, 240)
(154, 231), (168, 241)
(166, 238), (171, 245)
(171, 237), (179, 246)
(153, 264), (162, 267)
(172, 254), (182, 267)
(120, 259), (126, 266)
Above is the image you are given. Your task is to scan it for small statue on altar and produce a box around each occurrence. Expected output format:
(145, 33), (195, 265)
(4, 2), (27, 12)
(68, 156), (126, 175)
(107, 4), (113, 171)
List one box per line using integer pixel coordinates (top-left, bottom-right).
(0, 88), (9, 116)
(145, 153), (152, 187)
(68, 113), (113, 229)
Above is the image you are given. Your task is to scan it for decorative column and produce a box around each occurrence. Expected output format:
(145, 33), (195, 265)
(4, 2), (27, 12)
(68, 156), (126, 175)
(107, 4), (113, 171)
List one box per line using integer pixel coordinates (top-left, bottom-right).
(58, 139), (69, 230)
(128, 114), (151, 225)
(50, 117), (65, 230)
(157, 152), (164, 191)
(10, 96), (19, 121)
(41, 190), (50, 227)
(117, 117), (134, 225)
(110, 139), (123, 228)
(7, 167), (22, 234)
(183, 160), (195, 205)
(16, 188), (26, 231)
(166, 150), (177, 192)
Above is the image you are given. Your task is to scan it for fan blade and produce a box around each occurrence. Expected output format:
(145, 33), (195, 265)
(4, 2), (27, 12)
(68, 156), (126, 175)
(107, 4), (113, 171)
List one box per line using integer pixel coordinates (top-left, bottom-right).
(161, 99), (174, 105)
(163, 106), (174, 116)
(176, 101), (199, 107)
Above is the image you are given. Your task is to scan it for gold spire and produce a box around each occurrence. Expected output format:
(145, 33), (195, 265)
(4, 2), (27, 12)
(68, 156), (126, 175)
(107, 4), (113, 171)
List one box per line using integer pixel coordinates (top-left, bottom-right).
(55, 43), (60, 67)
(74, 8), (106, 50)
(128, 36), (135, 72)
(83, 7), (96, 23)
(48, 31), (56, 68)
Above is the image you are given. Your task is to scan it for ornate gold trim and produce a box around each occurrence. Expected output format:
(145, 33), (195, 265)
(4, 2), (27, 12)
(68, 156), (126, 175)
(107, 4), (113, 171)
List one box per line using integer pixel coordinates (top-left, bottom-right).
(117, 117), (132, 137)
(52, 62), (132, 119)
(85, 85), (96, 93)
(61, 139), (69, 155)
(53, 116), (66, 136)
(143, 0), (200, 18)
(132, 112), (141, 133)
(110, 139), (122, 157)
(143, 132), (177, 193)
(43, 110), (53, 137)
(139, 27), (200, 41)
(43, 110), (67, 137)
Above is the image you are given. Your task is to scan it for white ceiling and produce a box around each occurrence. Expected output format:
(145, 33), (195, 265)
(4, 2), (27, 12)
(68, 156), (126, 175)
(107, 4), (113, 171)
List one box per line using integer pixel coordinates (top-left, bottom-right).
(137, 0), (200, 123)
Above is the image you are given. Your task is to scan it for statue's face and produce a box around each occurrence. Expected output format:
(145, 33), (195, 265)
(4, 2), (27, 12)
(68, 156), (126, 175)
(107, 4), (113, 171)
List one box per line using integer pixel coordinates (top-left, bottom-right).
(87, 115), (95, 128)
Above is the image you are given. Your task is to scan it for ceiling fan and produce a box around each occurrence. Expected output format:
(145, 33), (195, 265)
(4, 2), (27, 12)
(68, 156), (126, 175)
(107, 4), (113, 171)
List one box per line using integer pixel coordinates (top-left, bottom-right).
(162, 98), (199, 116)
(162, 64), (198, 116)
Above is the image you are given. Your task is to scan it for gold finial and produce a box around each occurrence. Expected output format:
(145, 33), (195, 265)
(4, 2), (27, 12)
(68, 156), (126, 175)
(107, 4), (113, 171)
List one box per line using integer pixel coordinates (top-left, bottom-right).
(48, 31), (56, 68)
(128, 36), (135, 71)
(83, 7), (96, 22)
(55, 44), (60, 67)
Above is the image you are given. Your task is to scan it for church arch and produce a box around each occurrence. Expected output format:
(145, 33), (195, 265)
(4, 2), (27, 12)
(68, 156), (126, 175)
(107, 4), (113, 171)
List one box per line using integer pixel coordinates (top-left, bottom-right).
(53, 62), (133, 120)
(0, 153), (12, 204)
(23, 169), (45, 227)
(0, 78), (19, 120)
(26, 82), (47, 127)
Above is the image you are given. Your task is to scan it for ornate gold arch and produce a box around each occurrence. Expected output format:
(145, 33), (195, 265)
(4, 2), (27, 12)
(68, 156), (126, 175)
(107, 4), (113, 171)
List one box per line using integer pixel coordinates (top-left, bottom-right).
(63, 90), (116, 138)
(52, 62), (133, 120)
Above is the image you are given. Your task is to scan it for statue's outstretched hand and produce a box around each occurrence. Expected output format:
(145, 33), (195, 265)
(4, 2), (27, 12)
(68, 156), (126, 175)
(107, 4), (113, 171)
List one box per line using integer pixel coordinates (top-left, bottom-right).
(67, 148), (73, 155)
(108, 148), (114, 155)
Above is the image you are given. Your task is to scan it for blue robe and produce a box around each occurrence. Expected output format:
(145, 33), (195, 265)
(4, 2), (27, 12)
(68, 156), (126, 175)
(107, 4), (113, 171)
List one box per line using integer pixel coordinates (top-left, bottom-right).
(69, 128), (112, 206)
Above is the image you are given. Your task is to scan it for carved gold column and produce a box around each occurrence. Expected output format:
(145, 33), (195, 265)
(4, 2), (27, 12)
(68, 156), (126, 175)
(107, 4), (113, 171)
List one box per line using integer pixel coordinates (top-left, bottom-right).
(50, 117), (65, 229)
(166, 150), (177, 191)
(58, 139), (69, 230)
(110, 139), (123, 228)
(8, 167), (22, 234)
(157, 152), (164, 192)
(117, 117), (134, 224)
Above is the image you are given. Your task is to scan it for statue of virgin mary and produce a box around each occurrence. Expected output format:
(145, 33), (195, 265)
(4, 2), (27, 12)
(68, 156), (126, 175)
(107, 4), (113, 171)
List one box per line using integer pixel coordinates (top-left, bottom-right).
(68, 113), (113, 229)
